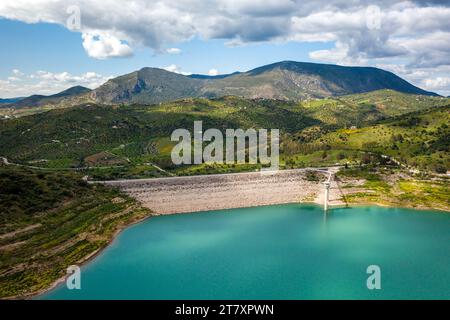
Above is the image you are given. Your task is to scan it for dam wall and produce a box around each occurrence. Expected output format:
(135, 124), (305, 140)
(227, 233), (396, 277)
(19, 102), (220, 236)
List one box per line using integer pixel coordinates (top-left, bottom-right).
(100, 168), (339, 214)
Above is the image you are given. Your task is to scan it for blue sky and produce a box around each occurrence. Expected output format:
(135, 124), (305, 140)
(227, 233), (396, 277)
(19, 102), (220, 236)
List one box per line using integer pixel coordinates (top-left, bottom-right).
(1, 1), (450, 97)
(0, 19), (331, 77)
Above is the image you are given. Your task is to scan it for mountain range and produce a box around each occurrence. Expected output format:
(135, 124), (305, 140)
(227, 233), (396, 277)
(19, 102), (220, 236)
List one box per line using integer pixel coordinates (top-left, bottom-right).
(2, 86), (91, 109)
(2, 61), (438, 109)
(0, 97), (24, 105)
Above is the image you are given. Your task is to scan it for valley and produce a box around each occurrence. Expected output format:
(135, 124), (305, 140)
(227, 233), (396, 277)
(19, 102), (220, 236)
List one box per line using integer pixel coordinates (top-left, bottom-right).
(1, 162), (447, 298)
(0, 90), (448, 178)
(0, 61), (449, 299)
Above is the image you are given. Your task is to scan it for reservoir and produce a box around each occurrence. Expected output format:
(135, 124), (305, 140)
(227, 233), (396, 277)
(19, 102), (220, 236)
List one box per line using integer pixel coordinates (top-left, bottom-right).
(42, 204), (450, 299)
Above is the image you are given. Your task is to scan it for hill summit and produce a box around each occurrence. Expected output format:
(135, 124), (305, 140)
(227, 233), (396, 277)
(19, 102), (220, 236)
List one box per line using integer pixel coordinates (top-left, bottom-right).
(90, 61), (436, 105)
(5, 61), (438, 108)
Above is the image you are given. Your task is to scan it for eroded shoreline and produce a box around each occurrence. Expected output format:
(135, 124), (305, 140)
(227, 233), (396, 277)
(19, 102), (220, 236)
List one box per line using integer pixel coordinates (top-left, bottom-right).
(8, 168), (448, 299)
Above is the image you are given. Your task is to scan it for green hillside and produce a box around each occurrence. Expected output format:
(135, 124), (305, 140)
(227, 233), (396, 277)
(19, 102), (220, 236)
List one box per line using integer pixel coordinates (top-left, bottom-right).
(0, 92), (448, 177)
(299, 89), (449, 128)
(0, 90), (449, 297)
(0, 97), (315, 169)
(4, 86), (91, 109)
(314, 106), (449, 172)
(0, 166), (150, 298)
(0, 86), (93, 119)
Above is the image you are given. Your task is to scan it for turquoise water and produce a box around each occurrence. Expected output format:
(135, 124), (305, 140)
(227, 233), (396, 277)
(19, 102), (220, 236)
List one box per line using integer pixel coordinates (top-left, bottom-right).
(42, 204), (450, 299)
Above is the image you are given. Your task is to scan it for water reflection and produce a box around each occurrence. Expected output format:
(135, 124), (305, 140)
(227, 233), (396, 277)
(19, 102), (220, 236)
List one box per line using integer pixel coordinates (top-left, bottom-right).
(321, 208), (330, 241)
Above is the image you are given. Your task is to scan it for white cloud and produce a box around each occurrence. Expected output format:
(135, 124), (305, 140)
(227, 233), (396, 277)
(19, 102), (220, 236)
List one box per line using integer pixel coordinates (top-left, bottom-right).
(7, 69), (25, 82)
(376, 63), (450, 96)
(423, 77), (450, 92)
(208, 68), (219, 76)
(82, 32), (133, 59)
(309, 42), (369, 66)
(0, 70), (113, 98)
(0, 1), (449, 65)
(166, 47), (181, 54)
(12, 69), (24, 76)
(162, 64), (191, 75)
(163, 64), (180, 73)
(0, 1), (450, 93)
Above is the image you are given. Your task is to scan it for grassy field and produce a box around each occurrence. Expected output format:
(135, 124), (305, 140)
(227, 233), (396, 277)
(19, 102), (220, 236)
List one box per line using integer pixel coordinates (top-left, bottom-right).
(315, 106), (449, 172)
(1, 91), (448, 178)
(299, 89), (450, 127)
(337, 166), (450, 211)
(0, 165), (151, 298)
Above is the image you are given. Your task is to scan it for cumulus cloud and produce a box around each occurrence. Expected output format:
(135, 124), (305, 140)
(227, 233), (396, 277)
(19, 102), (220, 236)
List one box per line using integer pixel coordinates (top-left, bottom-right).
(166, 47), (181, 54)
(82, 33), (133, 59)
(0, 70), (113, 98)
(12, 69), (24, 77)
(0, 1), (450, 93)
(162, 64), (191, 75)
(0, 1), (449, 64)
(376, 63), (450, 96)
(163, 64), (180, 73)
(423, 77), (450, 95)
(208, 69), (219, 76)
(6, 69), (25, 82)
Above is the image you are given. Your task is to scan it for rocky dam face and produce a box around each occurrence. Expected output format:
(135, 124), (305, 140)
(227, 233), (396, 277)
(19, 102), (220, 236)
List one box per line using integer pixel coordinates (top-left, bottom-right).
(99, 168), (345, 214)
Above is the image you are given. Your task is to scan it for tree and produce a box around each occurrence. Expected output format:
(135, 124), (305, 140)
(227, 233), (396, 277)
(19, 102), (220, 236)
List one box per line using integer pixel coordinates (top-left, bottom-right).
(434, 164), (447, 174)
(362, 153), (372, 164)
